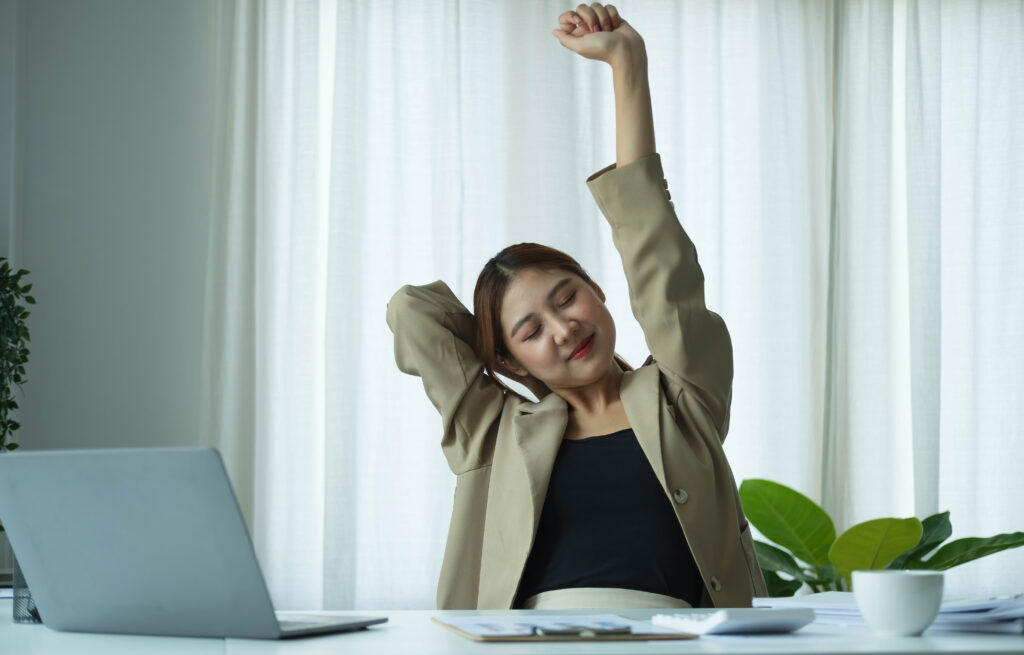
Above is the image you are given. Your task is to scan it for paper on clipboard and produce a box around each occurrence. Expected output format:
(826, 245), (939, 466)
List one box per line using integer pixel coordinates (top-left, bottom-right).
(432, 613), (696, 642)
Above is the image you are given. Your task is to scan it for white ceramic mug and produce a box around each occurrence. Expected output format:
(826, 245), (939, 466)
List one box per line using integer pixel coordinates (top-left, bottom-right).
(852, 570), (944, 637)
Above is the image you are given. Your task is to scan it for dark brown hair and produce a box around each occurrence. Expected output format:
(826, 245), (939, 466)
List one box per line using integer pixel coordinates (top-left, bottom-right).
(473, 243), (628, 398)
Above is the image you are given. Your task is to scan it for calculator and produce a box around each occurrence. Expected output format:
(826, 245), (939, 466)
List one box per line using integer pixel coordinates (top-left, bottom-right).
(652, 608), (815, 635)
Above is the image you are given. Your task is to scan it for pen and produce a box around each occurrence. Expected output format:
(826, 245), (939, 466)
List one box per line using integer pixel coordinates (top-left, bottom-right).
(534, 625), (632, 636)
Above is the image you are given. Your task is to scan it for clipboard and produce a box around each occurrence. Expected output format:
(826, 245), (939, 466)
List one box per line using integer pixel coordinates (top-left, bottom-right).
(431, 613), (697, 642)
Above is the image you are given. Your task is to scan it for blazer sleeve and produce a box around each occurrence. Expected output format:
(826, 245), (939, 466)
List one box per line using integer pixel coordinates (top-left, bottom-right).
(586, 153), (733, 438)
(386, 280), (505, 473)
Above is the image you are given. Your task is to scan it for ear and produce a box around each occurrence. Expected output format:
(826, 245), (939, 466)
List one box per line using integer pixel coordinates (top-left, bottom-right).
(499, 355), (530, 378)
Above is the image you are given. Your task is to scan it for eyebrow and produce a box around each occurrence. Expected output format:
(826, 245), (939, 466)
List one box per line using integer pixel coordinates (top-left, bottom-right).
(509, 278), (574, 338)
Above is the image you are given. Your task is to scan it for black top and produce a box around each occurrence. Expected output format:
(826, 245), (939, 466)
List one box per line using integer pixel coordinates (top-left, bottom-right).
(515, 428), (704, 607)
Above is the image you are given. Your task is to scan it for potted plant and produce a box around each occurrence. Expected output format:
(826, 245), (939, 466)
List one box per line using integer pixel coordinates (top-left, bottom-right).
(740, 478), (1024, 596)
(0, 258), (34, 587)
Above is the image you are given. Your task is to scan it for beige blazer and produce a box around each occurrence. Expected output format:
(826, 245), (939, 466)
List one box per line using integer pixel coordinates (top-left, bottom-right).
(387, 154), (768, 609)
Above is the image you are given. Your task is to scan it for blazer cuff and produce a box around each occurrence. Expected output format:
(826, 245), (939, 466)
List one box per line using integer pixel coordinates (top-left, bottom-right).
(585, 154), (669, 225)
(586, 161), (618, 183)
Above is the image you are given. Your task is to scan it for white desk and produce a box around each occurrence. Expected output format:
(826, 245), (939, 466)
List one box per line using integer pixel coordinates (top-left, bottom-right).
(1, 602), (1022, 654)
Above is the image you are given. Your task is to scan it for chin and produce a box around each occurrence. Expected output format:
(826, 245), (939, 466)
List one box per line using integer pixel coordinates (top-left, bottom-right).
(568, 351), (617, 385)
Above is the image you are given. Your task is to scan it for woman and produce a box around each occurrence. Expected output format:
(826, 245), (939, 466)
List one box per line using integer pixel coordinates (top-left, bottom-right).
(387, 4), (767, 610)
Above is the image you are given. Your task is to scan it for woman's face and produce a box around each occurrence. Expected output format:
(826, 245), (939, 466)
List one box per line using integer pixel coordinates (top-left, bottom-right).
(499, 268), (617, 390)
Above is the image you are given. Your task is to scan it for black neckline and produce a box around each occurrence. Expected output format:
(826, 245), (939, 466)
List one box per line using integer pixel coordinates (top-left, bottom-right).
(563, 427), (634, 443)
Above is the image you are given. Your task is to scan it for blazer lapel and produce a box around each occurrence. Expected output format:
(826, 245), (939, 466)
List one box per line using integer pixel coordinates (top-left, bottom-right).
(620, 366), (667, 490)
(478, 392), (567, 608)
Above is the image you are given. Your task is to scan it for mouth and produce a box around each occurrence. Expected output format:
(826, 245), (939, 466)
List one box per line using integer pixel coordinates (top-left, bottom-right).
(569, 335), (595, 360)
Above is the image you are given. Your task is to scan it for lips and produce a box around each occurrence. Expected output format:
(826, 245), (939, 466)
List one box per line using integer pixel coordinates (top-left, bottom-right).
(569, 335), (595, 360)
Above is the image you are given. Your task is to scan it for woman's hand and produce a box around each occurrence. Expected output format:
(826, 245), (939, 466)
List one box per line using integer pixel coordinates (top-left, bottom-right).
(553, 3), (645, 70)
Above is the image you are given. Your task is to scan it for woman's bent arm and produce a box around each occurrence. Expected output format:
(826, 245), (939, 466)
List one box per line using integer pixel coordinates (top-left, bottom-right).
(387, 281), (505, 473)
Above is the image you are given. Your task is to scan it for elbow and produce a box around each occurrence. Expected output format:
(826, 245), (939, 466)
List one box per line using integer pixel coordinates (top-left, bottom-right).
(386, 284), (419, 331)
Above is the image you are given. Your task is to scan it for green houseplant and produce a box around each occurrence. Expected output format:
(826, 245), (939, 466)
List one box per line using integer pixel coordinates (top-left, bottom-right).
(0, 258), (34, 459)
(0, 259), (34, 577)
(0, 259), (35, 618)
(740, 478), (1024, 596)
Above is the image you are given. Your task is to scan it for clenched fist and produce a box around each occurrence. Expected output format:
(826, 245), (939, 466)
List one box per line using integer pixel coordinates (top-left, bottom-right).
(552, 3), (646, 68)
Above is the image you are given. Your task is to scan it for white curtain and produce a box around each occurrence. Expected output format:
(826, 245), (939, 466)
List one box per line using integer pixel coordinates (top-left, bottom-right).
(822, 0), (1024, 597)
(202, 0), (1024, 609)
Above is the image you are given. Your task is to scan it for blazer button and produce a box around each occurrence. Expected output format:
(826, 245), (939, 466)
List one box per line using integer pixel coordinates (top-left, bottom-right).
(710, 577), (723, 592)
(672, 488), (689, 504)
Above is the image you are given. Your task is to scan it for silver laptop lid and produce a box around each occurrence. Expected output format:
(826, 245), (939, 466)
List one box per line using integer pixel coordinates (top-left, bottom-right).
(0, 447), (283, 638)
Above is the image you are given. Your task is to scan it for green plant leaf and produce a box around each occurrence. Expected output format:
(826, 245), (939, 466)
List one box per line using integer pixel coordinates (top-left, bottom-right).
(813, 564), (847, 591)
(5, 443), (18, 451)
(754, 540), (804, 577)
(908, 532), (1024, 570)
(762, 569), (803, 597)
(740, 479), (836, 566)
(830, 517), (923, 587)
(755, 540), (842, 589)
(889, 511), (952, 569)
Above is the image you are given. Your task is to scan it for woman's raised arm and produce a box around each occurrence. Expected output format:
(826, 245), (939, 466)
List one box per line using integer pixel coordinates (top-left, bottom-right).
(557, 5), (735, 438)
(553, 3), (655, 167)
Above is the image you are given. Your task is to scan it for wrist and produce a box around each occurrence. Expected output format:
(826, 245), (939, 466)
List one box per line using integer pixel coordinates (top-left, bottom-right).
(608, 39), (647, 75)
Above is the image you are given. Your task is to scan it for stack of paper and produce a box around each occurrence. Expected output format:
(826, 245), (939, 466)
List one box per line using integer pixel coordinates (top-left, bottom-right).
(753, 592), (1024, 634)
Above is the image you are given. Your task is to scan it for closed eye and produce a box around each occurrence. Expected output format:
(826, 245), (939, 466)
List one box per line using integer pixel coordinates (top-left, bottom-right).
(523, 325), (541, 341)
(559, 291), (576, 308)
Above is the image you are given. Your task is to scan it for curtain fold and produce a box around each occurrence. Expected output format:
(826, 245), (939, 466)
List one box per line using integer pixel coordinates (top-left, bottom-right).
(203, 0), (1024, 608)
(823, 0), (913, 536)
(903, 0), (942, 522)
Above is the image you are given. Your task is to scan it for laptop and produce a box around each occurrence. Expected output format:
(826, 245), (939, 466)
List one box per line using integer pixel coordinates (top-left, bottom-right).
(0, 447), (387, 639)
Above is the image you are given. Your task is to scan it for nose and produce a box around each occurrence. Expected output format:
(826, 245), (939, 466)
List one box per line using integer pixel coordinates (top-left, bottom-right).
(551, 316), (578, 345)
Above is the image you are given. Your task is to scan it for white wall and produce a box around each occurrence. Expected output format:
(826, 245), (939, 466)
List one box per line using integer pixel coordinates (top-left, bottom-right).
(4, 0), (216, 451)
